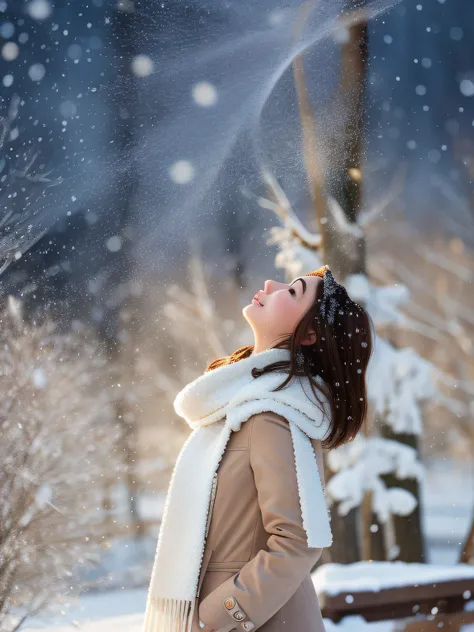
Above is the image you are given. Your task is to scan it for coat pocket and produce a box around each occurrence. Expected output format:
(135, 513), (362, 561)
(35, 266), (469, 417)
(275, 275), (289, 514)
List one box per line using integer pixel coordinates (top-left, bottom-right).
(198, 570), (239, 630)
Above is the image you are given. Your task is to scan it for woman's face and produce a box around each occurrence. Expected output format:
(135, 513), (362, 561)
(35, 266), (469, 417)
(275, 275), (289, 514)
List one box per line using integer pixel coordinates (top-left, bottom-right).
(243, 276), (322, 352)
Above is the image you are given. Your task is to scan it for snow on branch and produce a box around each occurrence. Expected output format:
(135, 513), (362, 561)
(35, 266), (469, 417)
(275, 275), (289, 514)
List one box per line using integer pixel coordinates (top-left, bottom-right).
(256, 168), (323, 247)
(327, 196), (364, 239)
(326, 434), (422, 522)
(367, 336), (437, 435)
(0, 95), (63, 277)
(267, 226), (323, 280)
(345, 272), (411, 328)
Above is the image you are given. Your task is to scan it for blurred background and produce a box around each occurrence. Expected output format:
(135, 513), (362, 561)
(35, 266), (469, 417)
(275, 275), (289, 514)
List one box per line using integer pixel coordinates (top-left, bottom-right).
(1, 0), (473, 630)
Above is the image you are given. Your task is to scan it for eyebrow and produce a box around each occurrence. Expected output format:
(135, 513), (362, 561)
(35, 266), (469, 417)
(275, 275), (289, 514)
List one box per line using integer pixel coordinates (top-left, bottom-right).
(290, 277), (306, 295)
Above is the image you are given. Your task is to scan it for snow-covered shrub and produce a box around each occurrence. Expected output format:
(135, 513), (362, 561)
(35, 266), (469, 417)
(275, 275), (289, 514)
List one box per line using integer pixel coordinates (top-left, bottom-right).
(0, 297), (121, 631)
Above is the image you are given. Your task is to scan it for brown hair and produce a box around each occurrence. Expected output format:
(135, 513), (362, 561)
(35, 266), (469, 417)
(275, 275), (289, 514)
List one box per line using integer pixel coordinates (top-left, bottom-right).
(205, 266), (375, 450)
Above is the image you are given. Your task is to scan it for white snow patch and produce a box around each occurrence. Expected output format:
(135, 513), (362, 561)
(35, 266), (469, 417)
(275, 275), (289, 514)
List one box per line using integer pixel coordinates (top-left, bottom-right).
(312, 560), (474, 595)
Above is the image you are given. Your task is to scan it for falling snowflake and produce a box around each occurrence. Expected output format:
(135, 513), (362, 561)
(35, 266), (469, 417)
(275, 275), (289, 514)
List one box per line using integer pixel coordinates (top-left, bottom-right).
(26, 0), (52, 20)
(131, 54), (154, 77)
(169, 160), (195, 184)
(192, 81), (218, 107)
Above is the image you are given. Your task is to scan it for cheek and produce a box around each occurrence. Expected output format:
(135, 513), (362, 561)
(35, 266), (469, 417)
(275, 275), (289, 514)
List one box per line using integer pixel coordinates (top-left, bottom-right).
(268, 295), (298, 326)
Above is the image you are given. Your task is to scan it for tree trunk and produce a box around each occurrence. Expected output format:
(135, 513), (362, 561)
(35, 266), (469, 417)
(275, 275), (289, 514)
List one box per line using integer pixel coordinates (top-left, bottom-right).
(379, 425), (426, 562)
(325, 11), (370, 563)
(292, 5), (369, 563)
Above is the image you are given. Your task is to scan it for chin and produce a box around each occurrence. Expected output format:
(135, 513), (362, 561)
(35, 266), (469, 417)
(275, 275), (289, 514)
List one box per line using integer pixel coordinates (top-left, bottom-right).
(242, 303), (258, 323)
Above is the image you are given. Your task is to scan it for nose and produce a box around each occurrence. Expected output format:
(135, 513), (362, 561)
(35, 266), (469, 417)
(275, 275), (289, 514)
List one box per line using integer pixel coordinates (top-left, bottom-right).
(264, 279), (287, 294)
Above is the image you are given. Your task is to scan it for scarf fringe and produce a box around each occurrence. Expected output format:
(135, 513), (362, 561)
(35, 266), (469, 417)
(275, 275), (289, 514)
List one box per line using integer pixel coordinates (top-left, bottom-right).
(142, 595), (196, 632)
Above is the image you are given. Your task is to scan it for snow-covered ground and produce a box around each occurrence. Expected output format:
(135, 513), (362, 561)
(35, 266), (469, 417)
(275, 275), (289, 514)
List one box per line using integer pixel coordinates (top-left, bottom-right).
(16, 587), (400, 632)
(20, 560), (474, 632)
(422, 458), (474, 565)
(21, 588), (147, 631)
(19, 574), (474, 632)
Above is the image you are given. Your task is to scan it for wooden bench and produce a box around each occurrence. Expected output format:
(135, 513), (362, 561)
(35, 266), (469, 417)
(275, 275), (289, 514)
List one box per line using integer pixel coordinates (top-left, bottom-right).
(312, 561), (474, 631)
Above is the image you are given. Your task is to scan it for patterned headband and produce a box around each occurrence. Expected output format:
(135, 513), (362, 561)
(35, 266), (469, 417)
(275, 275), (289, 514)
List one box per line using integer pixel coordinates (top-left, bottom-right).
(305, 265), (348, 325)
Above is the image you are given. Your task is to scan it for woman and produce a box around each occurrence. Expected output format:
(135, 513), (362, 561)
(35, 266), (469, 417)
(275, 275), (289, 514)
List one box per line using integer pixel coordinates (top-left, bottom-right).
(143, 265), (374, 632)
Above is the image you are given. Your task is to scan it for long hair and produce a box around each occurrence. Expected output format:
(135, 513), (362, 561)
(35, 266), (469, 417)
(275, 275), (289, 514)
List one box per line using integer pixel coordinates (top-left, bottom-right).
(205, 266), (375, 450)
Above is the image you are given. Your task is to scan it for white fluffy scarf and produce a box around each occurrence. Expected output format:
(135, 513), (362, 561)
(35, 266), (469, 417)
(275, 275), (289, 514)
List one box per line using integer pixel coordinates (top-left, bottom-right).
(142, 347), (333, 632)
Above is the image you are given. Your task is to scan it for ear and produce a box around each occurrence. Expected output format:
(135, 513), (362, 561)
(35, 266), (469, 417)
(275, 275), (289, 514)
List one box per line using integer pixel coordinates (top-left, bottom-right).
(300, 329), (317, 346)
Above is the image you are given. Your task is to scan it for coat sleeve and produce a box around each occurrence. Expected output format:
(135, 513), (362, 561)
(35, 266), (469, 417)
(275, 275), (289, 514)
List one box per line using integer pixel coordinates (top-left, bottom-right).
(198, 412), (324, 631)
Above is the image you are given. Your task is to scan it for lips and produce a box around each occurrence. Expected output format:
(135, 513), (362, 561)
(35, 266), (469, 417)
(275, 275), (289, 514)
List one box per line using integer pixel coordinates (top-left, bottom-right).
(252, 292), (263, 306)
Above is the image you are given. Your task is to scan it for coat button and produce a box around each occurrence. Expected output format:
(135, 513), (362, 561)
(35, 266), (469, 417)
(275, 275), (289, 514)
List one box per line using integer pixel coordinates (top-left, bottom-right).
(224, 597), (236, 610)
(233, 610), (245, 621)
(242, 623), (255, 630)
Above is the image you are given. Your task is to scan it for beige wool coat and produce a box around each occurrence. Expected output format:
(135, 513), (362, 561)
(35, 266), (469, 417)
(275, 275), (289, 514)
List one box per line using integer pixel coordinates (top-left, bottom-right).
(191, 410), (328, 632)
